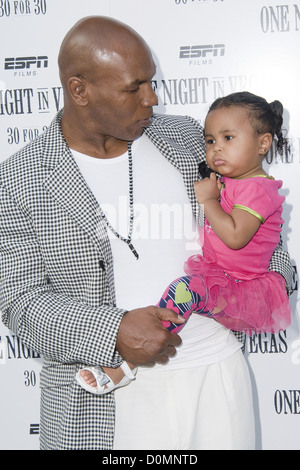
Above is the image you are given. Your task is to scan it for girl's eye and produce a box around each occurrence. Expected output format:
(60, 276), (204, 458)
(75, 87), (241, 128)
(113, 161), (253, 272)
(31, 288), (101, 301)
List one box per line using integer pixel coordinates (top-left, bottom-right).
(206, 138), (215, 145)
(225, 135), (233, 141)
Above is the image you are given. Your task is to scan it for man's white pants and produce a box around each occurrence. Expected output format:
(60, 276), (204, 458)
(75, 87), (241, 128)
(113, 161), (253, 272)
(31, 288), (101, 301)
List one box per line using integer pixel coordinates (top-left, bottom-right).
(114, 350), (255, 450)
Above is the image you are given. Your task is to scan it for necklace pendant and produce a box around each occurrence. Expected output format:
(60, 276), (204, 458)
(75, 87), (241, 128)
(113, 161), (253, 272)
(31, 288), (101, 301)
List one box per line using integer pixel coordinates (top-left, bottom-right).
(128, 242), (139, 260)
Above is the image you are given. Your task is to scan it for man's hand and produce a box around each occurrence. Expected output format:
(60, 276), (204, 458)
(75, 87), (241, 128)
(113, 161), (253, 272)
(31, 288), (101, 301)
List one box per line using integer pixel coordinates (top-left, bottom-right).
(116, 306), (185, 367)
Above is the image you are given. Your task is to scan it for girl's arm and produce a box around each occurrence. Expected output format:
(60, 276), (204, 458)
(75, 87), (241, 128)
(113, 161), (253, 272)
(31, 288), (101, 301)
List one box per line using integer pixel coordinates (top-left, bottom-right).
(194, 173), (261, 250)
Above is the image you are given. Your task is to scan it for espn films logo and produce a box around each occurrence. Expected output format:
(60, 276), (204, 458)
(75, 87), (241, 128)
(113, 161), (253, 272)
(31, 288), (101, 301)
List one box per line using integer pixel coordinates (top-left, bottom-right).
(4, 56), (48, 70)
(179, 44), (225, 59)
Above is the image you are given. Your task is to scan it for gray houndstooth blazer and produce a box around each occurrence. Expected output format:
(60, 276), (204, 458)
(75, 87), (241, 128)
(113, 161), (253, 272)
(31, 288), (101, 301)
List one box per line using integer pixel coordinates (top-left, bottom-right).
(0, 110), (293, 449)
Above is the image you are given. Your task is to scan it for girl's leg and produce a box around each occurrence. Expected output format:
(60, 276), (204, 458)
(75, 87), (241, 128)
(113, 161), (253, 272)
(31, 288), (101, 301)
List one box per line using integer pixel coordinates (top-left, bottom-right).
(157, 275), (208, 333)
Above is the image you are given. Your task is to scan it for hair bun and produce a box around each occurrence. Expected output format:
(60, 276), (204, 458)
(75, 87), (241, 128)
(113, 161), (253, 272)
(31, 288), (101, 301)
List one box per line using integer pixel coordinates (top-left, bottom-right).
(269, 100), (284, 136)
(269, 100), (283, 118)
(269, 100), (285, 155)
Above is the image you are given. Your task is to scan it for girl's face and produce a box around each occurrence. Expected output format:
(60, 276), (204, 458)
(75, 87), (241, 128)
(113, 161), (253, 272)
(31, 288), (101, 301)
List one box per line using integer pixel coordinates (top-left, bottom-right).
(204, 106), (269, 179)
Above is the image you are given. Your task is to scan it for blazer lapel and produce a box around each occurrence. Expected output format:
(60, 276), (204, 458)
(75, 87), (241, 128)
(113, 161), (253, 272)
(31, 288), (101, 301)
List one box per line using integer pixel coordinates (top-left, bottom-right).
(41, 112), (111, 263)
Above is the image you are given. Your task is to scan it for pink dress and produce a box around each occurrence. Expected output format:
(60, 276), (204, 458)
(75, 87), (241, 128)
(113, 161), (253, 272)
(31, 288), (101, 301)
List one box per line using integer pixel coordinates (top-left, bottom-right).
(185, 176), (291, 335)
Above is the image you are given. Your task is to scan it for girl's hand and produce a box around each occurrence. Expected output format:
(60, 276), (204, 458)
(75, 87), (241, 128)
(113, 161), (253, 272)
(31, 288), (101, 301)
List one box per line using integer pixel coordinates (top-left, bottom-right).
(194, 172), (221, 204)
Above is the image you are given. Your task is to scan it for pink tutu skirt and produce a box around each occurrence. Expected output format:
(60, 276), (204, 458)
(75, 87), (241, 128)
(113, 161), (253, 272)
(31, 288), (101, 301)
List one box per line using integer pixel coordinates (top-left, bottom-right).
(184, 253), (291, 335)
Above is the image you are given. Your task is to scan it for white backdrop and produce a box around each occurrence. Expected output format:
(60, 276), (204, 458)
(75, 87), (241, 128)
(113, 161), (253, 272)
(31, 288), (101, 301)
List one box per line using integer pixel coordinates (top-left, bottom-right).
(0, 0), (299, 450)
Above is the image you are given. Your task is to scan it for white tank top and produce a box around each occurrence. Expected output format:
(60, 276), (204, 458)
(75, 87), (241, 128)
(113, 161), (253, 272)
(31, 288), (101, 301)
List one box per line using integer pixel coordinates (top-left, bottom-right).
(72, 134), (241, 368)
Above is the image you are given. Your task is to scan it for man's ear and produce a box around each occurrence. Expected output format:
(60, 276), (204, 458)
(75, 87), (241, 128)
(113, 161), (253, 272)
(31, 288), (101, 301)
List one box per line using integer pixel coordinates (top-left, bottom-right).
(67, 76), (88, 106)
(259, 133), (273, 155)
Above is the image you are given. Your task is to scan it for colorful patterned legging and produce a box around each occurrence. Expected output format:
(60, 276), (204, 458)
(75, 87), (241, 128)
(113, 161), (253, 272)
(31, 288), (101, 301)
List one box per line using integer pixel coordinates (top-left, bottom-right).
(157, 275), (211, 333)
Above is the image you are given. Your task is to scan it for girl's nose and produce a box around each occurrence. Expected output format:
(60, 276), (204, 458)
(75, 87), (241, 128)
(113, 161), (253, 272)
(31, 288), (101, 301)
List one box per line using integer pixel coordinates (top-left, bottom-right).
(213, 140), (222, 152)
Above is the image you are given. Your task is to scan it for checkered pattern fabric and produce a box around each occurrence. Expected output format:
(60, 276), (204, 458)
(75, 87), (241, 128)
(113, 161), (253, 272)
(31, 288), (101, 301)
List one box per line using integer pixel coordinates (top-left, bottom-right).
(0, 110), (293, 449)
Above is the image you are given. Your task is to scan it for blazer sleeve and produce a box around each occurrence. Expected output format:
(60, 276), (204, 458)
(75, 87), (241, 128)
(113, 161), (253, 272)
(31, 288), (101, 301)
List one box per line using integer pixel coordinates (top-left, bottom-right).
(0, 183), (125, 368)
(269, 236), (293, 296)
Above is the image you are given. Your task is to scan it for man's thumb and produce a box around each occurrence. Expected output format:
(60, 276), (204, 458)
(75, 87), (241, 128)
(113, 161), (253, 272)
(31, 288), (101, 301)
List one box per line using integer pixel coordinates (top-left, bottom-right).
(156, 307), (186, 324)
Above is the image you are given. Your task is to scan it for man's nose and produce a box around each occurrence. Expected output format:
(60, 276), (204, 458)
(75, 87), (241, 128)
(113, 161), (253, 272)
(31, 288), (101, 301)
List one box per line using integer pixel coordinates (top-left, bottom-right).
(141, 83), (158, 107)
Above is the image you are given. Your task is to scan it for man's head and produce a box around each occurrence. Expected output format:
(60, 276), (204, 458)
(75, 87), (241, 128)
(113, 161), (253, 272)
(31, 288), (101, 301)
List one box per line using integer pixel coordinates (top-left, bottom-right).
(58, 16), (158, 144)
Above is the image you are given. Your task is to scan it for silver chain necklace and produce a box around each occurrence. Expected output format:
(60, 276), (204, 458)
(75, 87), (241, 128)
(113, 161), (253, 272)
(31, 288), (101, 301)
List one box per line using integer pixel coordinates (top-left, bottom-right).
(99, 141), (139, 260)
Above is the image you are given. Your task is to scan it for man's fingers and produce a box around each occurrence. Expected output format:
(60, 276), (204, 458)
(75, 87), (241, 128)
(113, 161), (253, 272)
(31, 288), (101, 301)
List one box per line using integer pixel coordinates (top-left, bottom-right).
(155, 307), (186, 324)
(116, 306), (183, 366)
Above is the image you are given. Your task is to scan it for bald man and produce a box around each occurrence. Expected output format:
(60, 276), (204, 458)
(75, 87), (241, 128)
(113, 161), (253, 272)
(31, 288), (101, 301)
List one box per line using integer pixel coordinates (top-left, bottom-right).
(0, 16), (292, 450)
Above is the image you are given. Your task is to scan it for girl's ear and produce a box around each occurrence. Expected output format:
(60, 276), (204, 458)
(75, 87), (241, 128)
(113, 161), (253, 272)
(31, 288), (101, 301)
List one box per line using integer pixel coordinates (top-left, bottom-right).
(259, 133), (273, 155)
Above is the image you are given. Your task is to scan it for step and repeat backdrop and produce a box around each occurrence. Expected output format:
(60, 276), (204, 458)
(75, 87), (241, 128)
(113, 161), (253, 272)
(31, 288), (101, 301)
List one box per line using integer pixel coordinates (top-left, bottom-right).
(0, 0), (299, 450)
